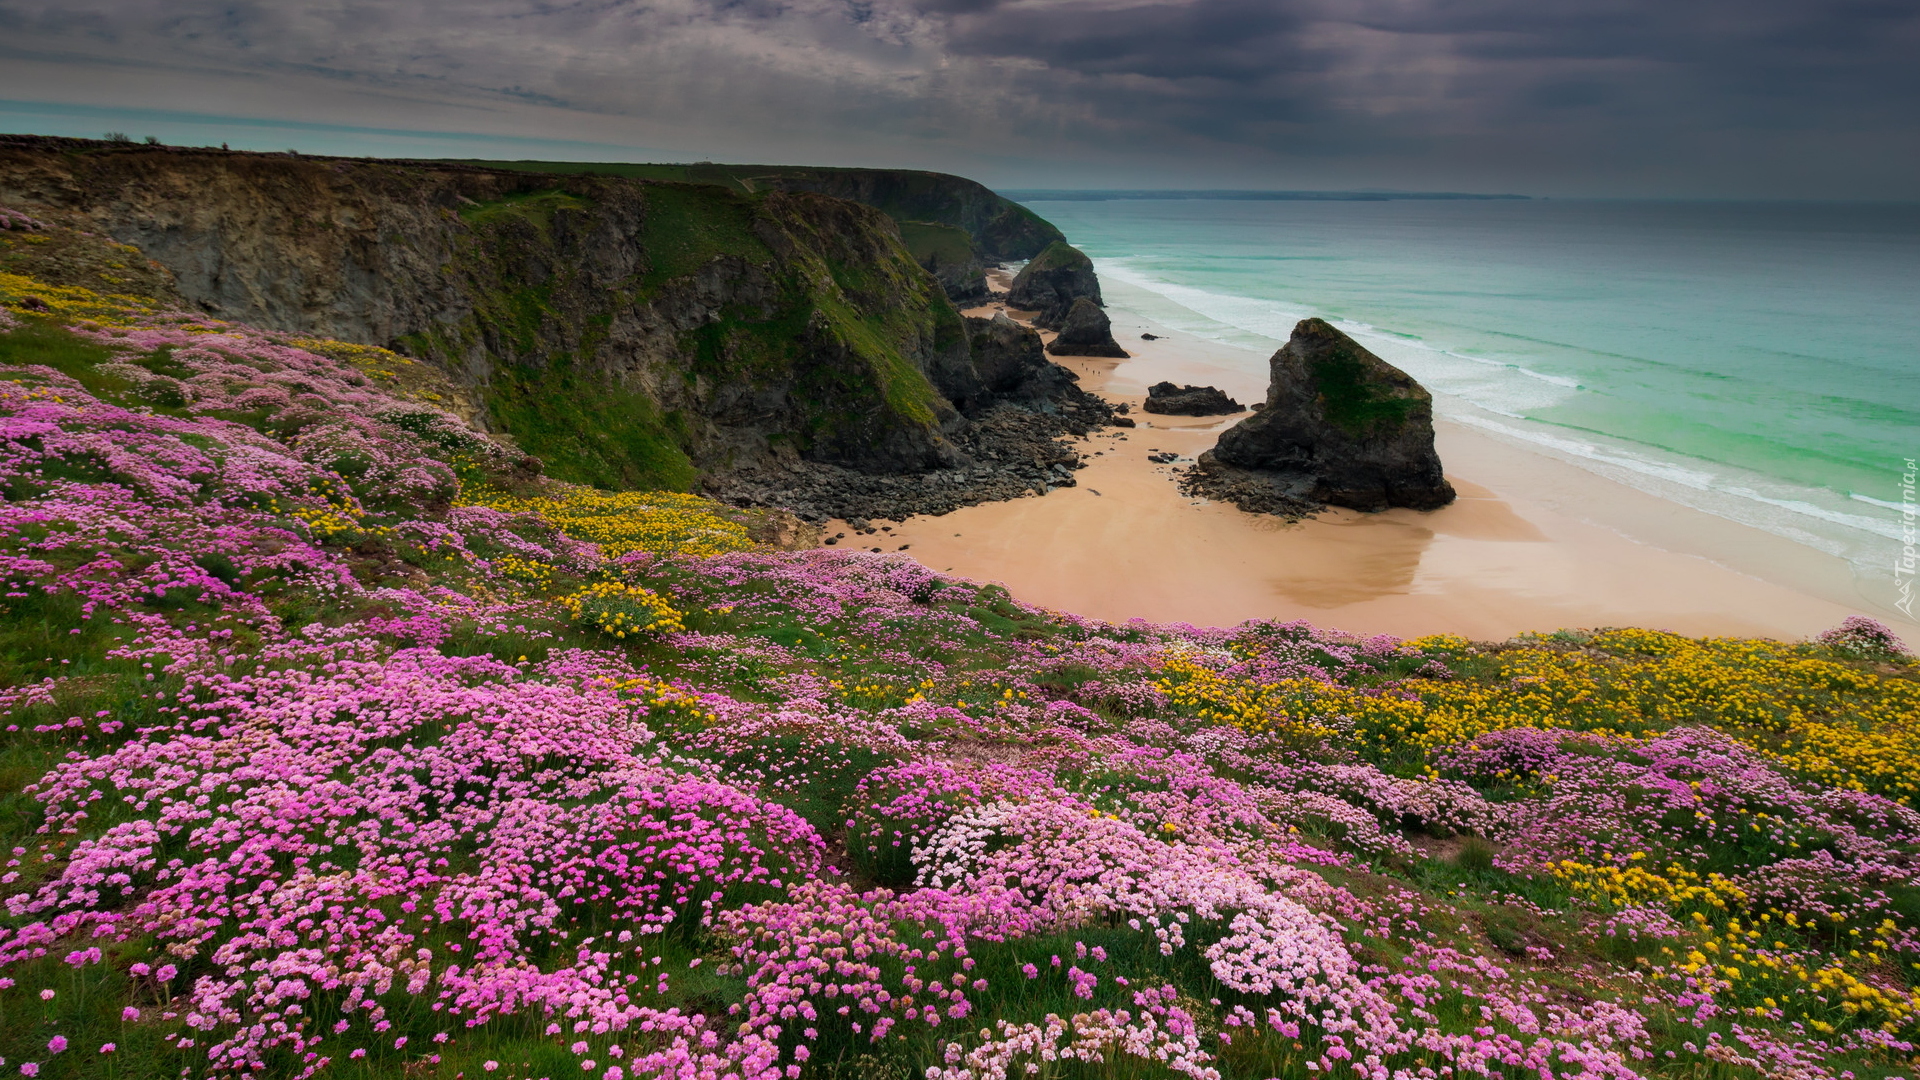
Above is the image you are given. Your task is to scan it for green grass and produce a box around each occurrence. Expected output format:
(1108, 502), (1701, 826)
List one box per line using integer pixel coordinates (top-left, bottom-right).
(484, 356), (698, 492)
(635, 183), (775, 297)
(0, 320), (134, 399)
(458, 188), (594, 231)
(896, 221), (975, 269)
(1021, 240), (1093, 273)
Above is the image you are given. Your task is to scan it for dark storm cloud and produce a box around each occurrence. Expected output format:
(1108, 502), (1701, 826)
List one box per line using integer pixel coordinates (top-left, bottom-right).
(0, 0), (1914, 195)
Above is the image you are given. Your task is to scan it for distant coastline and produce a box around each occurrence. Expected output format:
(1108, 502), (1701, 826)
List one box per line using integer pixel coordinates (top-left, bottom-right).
(1000, 189), (1531, 202)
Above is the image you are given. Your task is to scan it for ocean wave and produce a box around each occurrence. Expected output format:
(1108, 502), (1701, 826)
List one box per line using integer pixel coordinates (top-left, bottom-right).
(1099, 260), (1583, 415)
(1451, 414), (1906, 548)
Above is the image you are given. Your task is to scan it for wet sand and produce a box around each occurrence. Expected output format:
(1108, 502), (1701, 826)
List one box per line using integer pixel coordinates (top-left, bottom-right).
(833, 280), (1907, 643)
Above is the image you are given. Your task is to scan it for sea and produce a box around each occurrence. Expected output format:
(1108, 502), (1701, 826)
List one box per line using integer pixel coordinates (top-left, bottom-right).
(1014, 195), (1920, 619)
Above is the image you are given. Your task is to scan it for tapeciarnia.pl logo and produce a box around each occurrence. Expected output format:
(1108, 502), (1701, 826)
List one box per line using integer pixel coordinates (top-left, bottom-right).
(1898, 457), (1917, 618)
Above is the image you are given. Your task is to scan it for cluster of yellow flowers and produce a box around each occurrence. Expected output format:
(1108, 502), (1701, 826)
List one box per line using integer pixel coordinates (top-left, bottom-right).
(605, 674), (718, 726)
(490, 553), (555, 586)
(1549, 857), (1746, 911)
(560, 581), (687, 639)
(0, 270), (162, 327)
(1674, 915), (1920, 1035)
(459, 480), (755, 559)
(1196, 631), (1919, 796)
(829, 675), (938, 710)
(287, 476), (381, 542)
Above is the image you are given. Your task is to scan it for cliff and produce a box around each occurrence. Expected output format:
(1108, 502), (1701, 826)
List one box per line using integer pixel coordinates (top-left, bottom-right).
(0, 135), (1104, 517)
(1187, 318), (1455, 514)
(455, 159), (1066, 303)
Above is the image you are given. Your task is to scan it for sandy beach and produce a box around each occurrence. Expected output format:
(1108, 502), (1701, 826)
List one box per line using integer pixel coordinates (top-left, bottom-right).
(823, 273), (1914, 644)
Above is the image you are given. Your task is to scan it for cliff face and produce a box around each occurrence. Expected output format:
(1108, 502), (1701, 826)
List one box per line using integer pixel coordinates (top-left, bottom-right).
(1190, 318), (1455, 514)
(0, 138), (992, 494)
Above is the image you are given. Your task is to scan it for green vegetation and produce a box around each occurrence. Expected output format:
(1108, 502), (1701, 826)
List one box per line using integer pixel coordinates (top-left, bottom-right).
(450, 159), (1066, 260)
(458, 189), (594, 231)
(895, 221), (976, 268)
(1310, 337), (1421, 435)
(635, 183), (774, 297)
(1021, 239), (1094, 273)
(485, 355), (699, 492)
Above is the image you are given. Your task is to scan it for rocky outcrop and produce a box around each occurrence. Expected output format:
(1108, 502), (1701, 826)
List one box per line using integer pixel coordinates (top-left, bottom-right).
(1186, 318), (1455, 515)
(1143, 382), (1241, 415)
(965, 313), (1078, 401)
(0, 135), (1111, 520)
(1006, 242), (1102, 329)
(1045, 297), (1129, 358)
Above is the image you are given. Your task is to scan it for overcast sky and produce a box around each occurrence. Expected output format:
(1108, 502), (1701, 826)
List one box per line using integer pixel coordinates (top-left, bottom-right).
(1, 0), (1915, 198)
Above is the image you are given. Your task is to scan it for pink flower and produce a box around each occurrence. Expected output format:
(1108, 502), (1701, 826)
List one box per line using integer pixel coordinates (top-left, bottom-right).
(38, 989), (54, 1001)
(46, 1037), (67, 1054)
(394, 1036), (408, 1050)
(120, 1007), (140, 1021)
(21, 1064), (40, 1077)
(99, 1044), (117, 1054)
(484, 1063), (500, 1072)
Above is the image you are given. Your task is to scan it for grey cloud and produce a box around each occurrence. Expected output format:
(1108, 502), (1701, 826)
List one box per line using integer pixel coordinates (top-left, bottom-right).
(0, 0), (1914, 195)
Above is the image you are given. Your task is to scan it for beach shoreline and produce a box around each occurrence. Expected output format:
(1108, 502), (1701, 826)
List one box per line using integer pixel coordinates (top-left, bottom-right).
(822, 276), (1914, 645)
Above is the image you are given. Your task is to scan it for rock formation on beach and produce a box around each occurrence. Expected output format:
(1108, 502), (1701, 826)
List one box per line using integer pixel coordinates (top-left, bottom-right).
(1044, 297), (1130, 358)
(1143, 381), (1241, 415)
(1187, 317), (1455, 515)
(1006, 241), (1102, 329)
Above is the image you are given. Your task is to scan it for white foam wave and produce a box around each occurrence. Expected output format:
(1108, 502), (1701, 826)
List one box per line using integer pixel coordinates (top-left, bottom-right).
(1451, 414), (1907, 546)
(1852, 492), (1920, 515)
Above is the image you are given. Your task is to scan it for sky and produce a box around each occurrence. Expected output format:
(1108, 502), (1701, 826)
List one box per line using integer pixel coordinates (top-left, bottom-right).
(0, 0), (1916, 199)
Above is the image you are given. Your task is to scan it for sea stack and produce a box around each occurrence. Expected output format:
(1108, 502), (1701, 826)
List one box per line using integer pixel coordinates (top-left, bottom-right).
(1044, 297), (1130, 358)
(1006, 241), (1102, 328)
(1190, 318), (1455, 514)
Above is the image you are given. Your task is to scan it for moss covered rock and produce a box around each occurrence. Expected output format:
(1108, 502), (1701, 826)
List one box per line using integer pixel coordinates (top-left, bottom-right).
(1193, 318), (1455, 513)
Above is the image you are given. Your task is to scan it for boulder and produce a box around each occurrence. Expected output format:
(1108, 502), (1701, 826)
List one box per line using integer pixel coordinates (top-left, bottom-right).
(1044, 297), (1130, 358)
(1143, 381), (1241, 416)
(1007, 241), (1102, 329)
(964, 312), (1079, 402)
(1190, 318), (1455, 513)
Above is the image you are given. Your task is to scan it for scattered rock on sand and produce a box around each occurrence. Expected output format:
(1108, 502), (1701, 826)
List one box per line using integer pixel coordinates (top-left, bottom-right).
(1045, 297), (1130, 358)
(1142, 381), (1242, 416)
(1185, 317), (1456, 515)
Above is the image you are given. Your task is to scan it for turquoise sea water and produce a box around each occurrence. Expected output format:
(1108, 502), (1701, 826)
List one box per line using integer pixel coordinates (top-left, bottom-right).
(1019, 197), (1920, 603)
